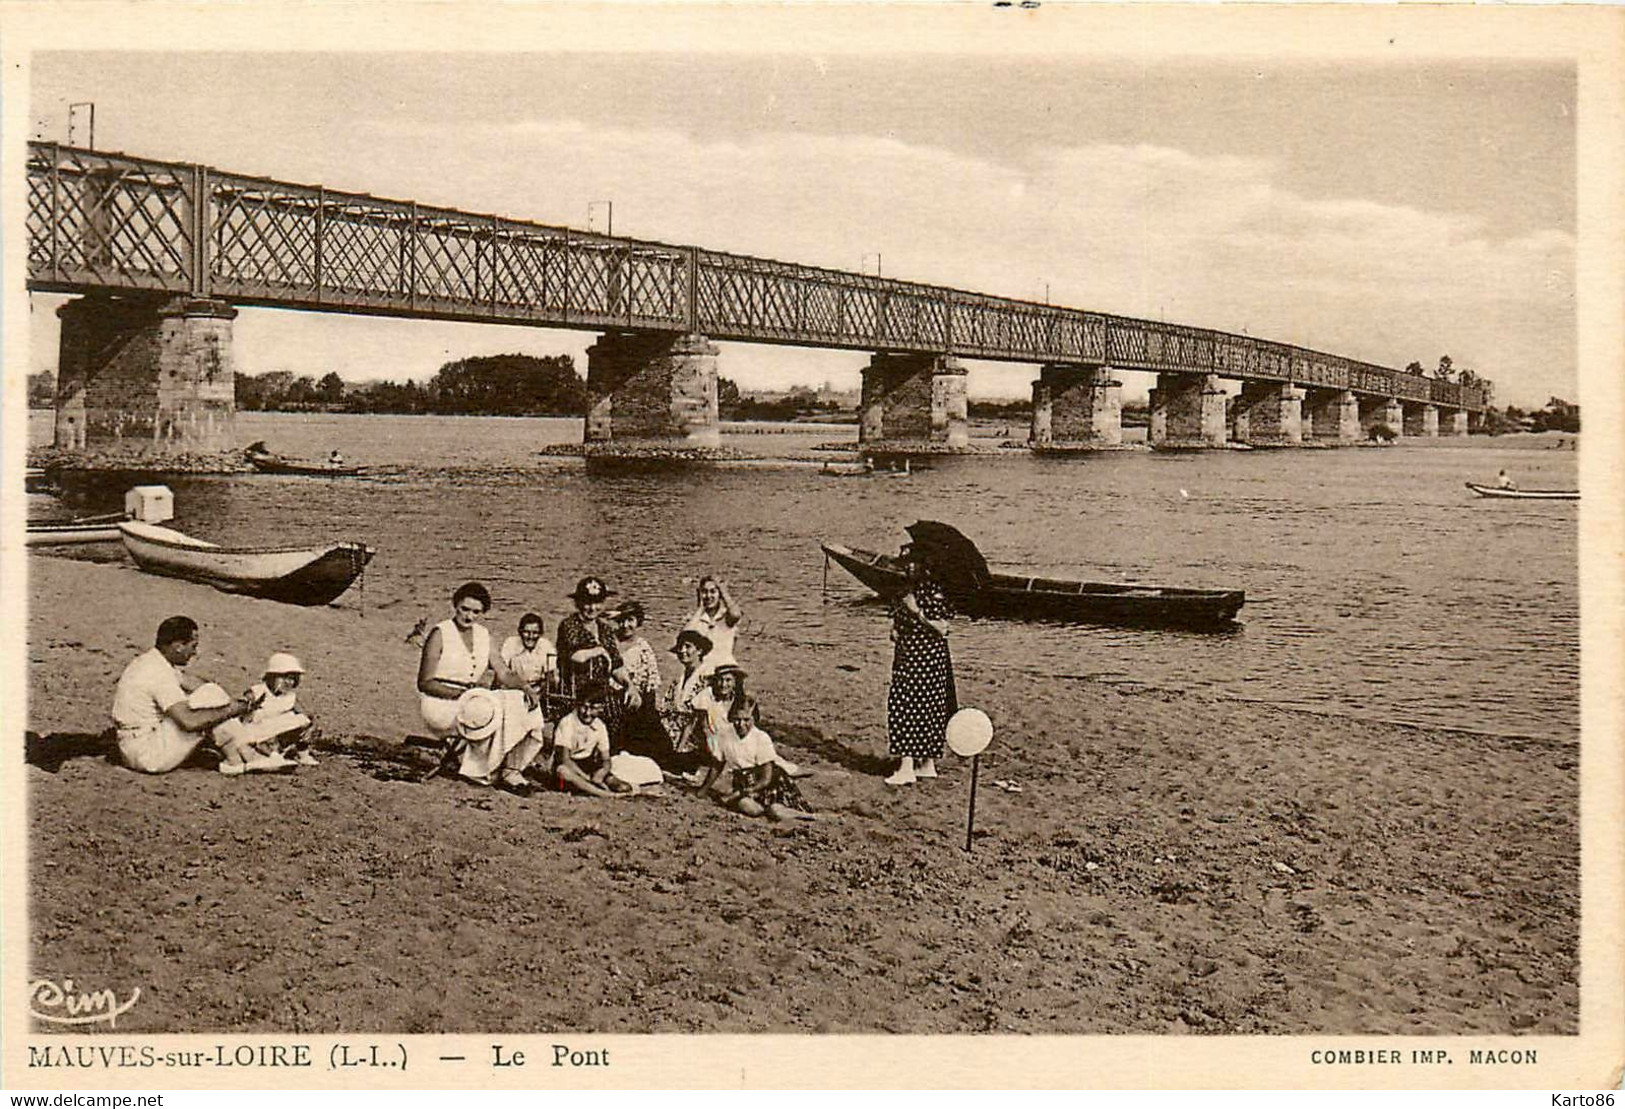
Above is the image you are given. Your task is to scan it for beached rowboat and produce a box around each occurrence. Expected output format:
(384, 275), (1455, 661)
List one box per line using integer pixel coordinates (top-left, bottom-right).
(821, 521), (1244, 629)
(26, 512), (127, 547)
(118, 521), (374, 606)
(1464, 482), (1578, 501)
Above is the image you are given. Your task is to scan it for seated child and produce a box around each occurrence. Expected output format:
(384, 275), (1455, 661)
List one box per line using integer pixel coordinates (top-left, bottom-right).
(690, 665), (809, 782)
(704, 698), (815, 822)
(547, 683), (630, 798)
(213, 652), (314, 775)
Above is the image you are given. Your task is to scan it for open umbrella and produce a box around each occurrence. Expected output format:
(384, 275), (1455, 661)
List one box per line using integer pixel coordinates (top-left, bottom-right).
(904, 520), (991, 594)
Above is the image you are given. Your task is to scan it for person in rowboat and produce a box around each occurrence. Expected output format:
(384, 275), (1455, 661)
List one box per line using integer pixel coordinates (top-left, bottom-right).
(1496, 469), (1517, 491)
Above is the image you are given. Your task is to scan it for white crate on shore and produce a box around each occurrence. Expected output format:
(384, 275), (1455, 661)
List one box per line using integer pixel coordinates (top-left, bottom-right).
(124, 484), (174, 524)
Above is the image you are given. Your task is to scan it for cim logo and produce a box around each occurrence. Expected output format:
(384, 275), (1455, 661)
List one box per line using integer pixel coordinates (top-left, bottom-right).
(29, 977), (140, 1029)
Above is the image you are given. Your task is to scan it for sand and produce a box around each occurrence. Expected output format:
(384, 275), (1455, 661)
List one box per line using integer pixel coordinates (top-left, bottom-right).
(24, 554), (1577, 1034)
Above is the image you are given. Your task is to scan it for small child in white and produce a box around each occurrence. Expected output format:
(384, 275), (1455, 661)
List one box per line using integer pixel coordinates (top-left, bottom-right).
(548, 683), (630, 798)
(214, 652), (316, 775)
(709, 698), (815, 822)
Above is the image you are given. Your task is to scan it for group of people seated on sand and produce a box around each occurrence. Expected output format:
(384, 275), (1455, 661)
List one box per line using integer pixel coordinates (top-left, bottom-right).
(413, 574), (816, 819)
(108, 573), (817, 820)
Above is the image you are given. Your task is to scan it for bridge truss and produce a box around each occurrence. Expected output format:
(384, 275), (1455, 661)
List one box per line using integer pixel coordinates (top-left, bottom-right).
(25, 143), (1485, 410)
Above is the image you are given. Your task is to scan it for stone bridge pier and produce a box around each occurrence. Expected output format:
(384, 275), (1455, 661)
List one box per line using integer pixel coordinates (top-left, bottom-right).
(1403, 402), (1439, 437)
(1302, 387), (1360, 445)
(1149, 372), (1226, 449)
(1235, 381), (1303, 447)
(585, 330), (721, 449)
(1441, 408), (1469, 436)
(1358, 396), (1405, 440)
(859, 353), (969, 449)
(1030, 363), (1122, 450)
(53, 294), (238, 453)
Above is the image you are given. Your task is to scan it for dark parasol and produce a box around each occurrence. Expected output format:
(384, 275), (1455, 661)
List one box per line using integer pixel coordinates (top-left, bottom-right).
(904, 521), (992, 594)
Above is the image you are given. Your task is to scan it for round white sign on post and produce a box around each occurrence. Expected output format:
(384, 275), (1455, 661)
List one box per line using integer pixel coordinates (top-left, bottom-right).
(946, 708), (993, 757)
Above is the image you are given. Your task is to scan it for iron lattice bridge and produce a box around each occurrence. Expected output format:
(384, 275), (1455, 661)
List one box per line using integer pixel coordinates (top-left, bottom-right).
(25, 143), (1484, 411)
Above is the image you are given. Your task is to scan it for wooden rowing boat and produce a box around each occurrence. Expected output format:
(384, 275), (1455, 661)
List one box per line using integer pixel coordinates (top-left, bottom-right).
(1465, 482), (1578, 501)
(821, 521), (1244, 629)
(245, 443), (365, 476)
(118, 521), (375, 606)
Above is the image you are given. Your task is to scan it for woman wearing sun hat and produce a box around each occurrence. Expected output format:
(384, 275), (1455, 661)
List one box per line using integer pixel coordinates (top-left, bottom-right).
(557, 576), (619, 704)
(605, 600), (663, 756)
(658, 628), (714, 771)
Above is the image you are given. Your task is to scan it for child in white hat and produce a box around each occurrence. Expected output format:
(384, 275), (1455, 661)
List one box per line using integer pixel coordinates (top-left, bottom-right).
(214, 652), (316, 775)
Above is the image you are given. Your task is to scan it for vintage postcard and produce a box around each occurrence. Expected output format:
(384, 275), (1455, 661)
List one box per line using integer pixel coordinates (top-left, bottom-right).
(2, 1), (1621, 1092)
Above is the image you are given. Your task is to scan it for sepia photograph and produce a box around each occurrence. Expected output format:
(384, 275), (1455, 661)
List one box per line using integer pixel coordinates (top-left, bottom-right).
(2, 1), (1620, 1091)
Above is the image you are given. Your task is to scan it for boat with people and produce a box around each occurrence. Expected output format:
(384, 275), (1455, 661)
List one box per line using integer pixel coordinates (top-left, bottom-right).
(118, 520), (375, 606)
(244, 441), (365, 476)
(1465, 482), (1578, 501)
(822, 520), (1245, 629)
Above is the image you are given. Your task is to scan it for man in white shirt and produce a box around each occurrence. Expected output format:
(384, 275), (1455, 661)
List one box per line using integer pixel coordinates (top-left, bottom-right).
(499, 612), (557, 699)
(112, 616), (253, 773)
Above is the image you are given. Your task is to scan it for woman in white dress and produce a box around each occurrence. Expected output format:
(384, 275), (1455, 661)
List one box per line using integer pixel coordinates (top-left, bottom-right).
(417, 581), (499, 737)
(683, 576), (743, 667)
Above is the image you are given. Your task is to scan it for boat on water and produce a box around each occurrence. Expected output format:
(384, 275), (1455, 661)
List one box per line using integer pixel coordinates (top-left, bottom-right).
(245, 442), (365, 477)
(1465, 482), (1578, 501)
(118, 521), (375, 606)
(821, 520), (1244, 629)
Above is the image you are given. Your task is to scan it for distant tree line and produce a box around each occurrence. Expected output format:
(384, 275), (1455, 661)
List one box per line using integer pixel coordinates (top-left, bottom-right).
(1480, 397), (1580, 435)
(717, 379), (852, 421)
(235, 354), (586, 416)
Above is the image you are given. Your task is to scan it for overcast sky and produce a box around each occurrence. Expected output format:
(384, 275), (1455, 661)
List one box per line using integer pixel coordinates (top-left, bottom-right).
(28, 49), (1576, 407)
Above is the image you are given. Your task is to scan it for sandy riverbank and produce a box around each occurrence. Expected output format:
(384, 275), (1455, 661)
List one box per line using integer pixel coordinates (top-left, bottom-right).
(22, 554), (1577, 1034)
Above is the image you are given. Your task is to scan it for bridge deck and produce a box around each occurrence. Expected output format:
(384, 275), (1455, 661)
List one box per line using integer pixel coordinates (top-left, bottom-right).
(24, 143), (1483, 410)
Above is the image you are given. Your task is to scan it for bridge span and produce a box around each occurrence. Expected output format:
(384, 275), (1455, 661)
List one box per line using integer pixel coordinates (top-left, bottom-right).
(25, 142), (1486, 455)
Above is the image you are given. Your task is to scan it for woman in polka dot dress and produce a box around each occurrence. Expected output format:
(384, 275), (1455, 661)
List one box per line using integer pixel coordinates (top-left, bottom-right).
(885, 547), (957, 786)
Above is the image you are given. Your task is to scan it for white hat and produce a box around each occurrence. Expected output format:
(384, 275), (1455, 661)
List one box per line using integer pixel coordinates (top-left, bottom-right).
(454, 688), (500, 743)
(264, 652), (305, 675)
(187, 682), (233, 710)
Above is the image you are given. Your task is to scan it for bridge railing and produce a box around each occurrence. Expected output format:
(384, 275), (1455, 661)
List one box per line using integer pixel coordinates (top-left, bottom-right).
(25, 142), (1486, 411)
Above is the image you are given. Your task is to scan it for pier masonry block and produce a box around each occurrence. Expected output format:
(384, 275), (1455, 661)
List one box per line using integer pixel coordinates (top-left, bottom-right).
(54, 294), (237, 453)
(860, 353), (969, 448)
(1304, 387), (1360, 444)
(1150, 372), (1226, 449)
(1030, 364), (1122, 450)
(1403, 402), (1439, 437)
(1359, 396), (1406, 440)
(585, 331), (720, 448)
(1229, 400), (1250, 444)
(1238, 380), (1303, 447)
(1440, 409), (1468, 436)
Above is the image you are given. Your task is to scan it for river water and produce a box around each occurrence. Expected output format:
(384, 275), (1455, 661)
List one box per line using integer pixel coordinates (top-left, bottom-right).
(30, 411), (1580, 741)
